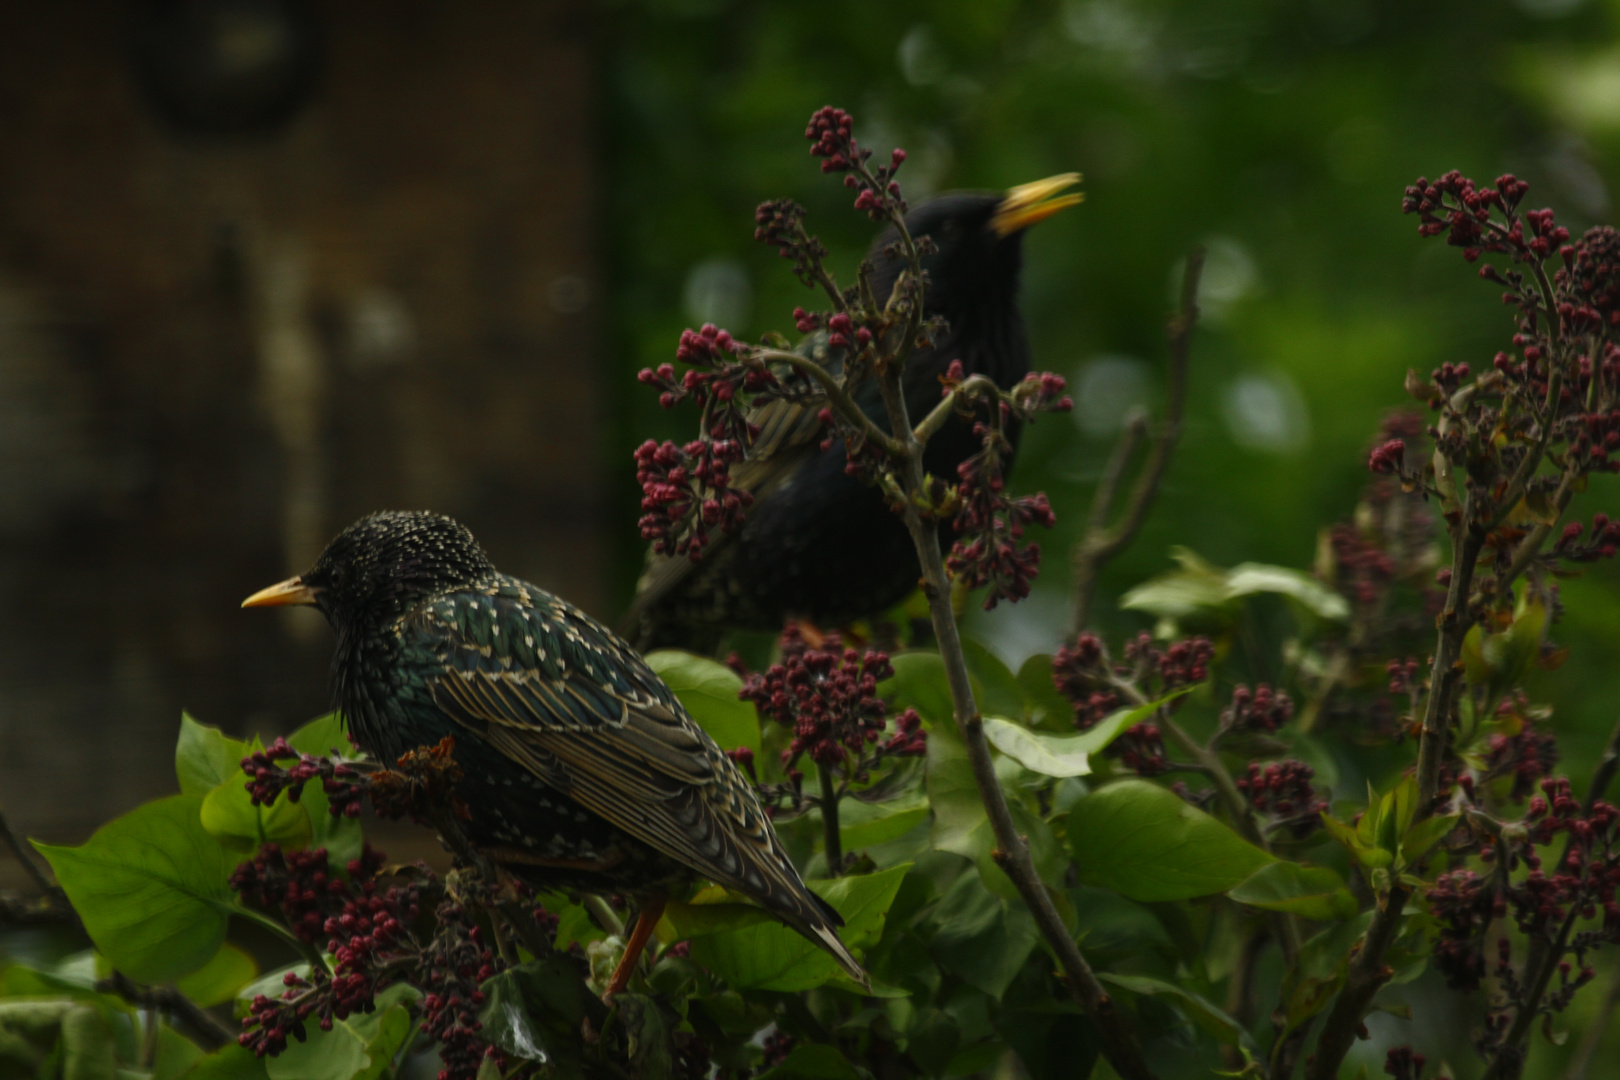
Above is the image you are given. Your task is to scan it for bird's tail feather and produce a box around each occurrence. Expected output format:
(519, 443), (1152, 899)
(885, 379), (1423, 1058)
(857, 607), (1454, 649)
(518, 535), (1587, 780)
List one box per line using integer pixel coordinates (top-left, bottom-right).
(779, 899), (868, 988)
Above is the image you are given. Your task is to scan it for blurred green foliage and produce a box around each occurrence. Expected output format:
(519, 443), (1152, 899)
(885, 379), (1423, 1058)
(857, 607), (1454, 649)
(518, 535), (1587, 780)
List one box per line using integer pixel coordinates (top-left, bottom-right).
(602, 0), (1620, 833)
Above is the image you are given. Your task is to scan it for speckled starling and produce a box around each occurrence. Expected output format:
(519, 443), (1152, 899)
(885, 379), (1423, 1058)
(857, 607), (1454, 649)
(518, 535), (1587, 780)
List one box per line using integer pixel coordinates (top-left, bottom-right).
(243, 510), (864, 993)
(625, 176), (1080, 652)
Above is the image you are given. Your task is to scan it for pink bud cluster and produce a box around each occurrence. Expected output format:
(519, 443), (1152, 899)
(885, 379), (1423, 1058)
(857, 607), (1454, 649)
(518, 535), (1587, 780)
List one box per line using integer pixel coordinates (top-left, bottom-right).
(1051, 634), (1121, 732)
(242, 737), (367, 817)
(739, 625), (925, 774)
(805, 106), (908, 222)
(634, 437), (753, 560)
(1236, 760), (1326, 836)
(1219, 683), (1295, 736)
(1554, 512), (1620, 562)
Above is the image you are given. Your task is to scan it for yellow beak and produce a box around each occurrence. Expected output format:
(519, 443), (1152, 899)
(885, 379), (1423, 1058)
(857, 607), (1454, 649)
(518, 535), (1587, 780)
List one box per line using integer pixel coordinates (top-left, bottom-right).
(242, 576), (320, 608)
(990, 173), (1084, 238)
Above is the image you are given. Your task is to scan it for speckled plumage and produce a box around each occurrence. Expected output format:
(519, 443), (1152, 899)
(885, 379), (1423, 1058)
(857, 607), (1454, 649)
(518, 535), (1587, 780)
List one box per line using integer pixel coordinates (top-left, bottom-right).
(274, 511), (862, 982)
(626, 193), (1041, 652)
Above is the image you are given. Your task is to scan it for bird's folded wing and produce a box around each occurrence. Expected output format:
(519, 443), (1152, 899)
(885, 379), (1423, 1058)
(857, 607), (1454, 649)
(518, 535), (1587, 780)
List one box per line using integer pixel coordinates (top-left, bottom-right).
(429, 653), (806, 905)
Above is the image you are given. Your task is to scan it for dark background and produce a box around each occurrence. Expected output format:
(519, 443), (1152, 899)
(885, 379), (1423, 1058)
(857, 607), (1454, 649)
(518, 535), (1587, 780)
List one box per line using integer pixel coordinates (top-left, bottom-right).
(4, 4), (1620, 1068)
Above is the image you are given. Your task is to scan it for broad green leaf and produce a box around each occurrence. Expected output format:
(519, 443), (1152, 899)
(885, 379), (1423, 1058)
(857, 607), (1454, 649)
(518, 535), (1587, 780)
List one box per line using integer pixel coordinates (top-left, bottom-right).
(153, 1024), (205, 1080)
(1068, 780), (1274, 901)
(759, 1044), (864, 1080)
(285, 714), (349, 757)
(178, 1043), (271, 1080)
(960, 639), (1024, 723)
(266, 1017), (368, 1080)
(926, 869), (1039, 998)
(880, 652), (956, 729)
(982, 688), (1193, 778)
(1120, 548), (1230, 619)
(669, 864), (908, 991)
(615, 993), (672, 1080)
(176, 714), (251, 797)
(646, 651), (761, 753)
(1015, 653), (1076, 732)
(1099, 973), (1255, 1050)
(175, 944), (258, 1008)
(1223, 563), (1350, 620)
(838, 794), (930, 850)
(1402, 813), (1459, 865)
(1228, 862), (1357, 921)
(200, 777), (312, 853)
(479, 956), (597, 1071)
(1122, 547), (1348, 623)
(348, 986), (417, 1080)
(34, 795), (234, 982)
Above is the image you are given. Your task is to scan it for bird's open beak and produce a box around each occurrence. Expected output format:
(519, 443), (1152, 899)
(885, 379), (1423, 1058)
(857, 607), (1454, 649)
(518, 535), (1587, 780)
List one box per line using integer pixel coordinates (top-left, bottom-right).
(990, 173), (1084, 238)
(242, 576), (321, 608)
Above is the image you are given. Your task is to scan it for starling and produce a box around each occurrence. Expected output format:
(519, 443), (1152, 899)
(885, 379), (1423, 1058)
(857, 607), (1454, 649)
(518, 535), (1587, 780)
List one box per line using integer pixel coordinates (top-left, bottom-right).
(243, 510), (864, 994)
(625, 175), (1080, 652)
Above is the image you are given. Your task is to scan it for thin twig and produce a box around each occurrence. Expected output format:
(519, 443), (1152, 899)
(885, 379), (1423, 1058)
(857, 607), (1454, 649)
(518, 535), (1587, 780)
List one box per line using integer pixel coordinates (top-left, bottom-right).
(96, 971), (236, 1052)
(818, 767), (843, 876)
(0, 803), (60, 897)
(1070, 249), (1203, 636)
(862, 216), (1156, 1080)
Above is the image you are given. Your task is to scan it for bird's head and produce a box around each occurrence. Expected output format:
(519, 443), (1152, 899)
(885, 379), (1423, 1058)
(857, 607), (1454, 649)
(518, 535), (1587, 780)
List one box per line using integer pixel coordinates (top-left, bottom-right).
(242, 510), (495, 630)
(870, 173), (1082, 316)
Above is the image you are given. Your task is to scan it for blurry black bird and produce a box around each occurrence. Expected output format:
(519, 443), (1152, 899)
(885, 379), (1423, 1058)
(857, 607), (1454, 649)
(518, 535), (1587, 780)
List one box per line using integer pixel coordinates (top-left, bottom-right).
(625, 175), (1081, 653)
(243, 510), (863, 995)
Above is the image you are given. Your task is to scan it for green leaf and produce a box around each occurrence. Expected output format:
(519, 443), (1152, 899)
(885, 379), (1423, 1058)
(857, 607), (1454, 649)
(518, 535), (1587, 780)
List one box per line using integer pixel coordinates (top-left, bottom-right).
(645, 651), (761, 753)
(1122, 547), (1348, 623)
(1120, 548), (1231, 619)
(1228, 862), (1357, 921)
(983, 689), (1193, 778)
(880, 652), (956, 728)
(960, 639), (1024, 724)
(33, 795), (235, 982)
(1462, 593), (1548, 700)
(176, 715), (251, 797)
(669, 864), (909, 991)
(1402, 813), (1459, 865)
(200, 777), (312, 854)
(177, 1043), (270, 1080)
(153, 1024), (206, 1080)
(175, 944), (258, 1008)
(838, 794), (930, 851)
(1068, 780), (1275, 902)
(1015, 653), (1075, 732)
(479, 956), (598, 1071)
(348, 986), (417, 1080)
(285, 714), (349, 757)
(926, 869), (1039, 998)
(265, 1018), (368, 1080)
(614, 993), (672, 1080)
(758, 1044), (864, 1080)
(1223, 563), (1350, 621)
(1099, 973), (1255, 1050)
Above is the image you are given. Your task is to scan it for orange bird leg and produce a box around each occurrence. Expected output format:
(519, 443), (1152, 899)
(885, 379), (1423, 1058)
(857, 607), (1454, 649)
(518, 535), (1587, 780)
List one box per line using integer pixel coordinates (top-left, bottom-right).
(602, 895), (667, 1001)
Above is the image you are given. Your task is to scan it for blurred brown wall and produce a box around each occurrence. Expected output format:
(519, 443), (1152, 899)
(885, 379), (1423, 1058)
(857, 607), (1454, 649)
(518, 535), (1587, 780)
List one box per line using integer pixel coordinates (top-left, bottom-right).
(0, 1), (604, 850)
